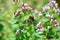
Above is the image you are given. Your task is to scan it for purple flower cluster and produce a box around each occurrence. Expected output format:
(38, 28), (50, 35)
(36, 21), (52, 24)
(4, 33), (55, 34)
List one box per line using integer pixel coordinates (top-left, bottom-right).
(51, 19), (59, 26)
(21, 2), (32, 11)
(36, 22), (44, 34)
(55, 8), (60, 14)
(14, 3), (33, 17)
(14, 0), (60, 34)
(42, 5), (50, 11)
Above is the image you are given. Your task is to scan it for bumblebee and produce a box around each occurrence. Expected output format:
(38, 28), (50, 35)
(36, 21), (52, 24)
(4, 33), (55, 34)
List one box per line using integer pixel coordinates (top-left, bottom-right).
(28, 16), (35, 24)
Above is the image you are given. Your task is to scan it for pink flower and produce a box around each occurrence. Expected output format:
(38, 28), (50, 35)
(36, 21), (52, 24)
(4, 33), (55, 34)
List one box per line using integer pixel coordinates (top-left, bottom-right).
(21, 3), (28, 8)
(51, 19), (59, 26)
(37, 22), (43, 29)
(36, 22), (44, 34)
(49, 3), (54, 8)
(42, 5), (50, 11)
(49, 0), (58, 8)
(21, 3), (32, 11)
(55, 8), (60, 14)
(55, 23), (59, 26)
(49, 0), (56, 5)
(51, 19), (56, 24)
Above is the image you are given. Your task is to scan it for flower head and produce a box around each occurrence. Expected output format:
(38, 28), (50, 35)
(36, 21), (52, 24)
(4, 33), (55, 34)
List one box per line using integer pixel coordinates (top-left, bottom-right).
(37, 22), (43, 29)
(45, 13), (50, 17)
(51, 19), (59, 26)
(16, 29), (20, 35)
(55, 8), (60, 14)
(49, 0), (56, 5)
(21, 3), (32, 11)
(42, 5), (50, 11)
(49, 0), (58, 8)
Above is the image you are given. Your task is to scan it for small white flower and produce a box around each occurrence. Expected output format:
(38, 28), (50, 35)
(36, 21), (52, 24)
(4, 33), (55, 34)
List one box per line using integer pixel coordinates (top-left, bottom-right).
(55, 3), (58, 8)
(51, 19), (53, 22)
(47, 6), (50, 9)
(38, 12), (43, 16)
(16, 29), (20, 34)
(24, 3), (28, 7)
(28, 7), (32, 10)
(36, 28), (44, 34)
(13, 2), (15, 4)
(21, 3), (28, 8)
(45, 13), (50, 17)
(37, 22), (41, 27)
(34, 9), (39, 13)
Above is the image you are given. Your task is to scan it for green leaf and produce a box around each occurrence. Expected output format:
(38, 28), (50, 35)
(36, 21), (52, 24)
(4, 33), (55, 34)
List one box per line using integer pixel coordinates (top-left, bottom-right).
(0, 24), (4, 32)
